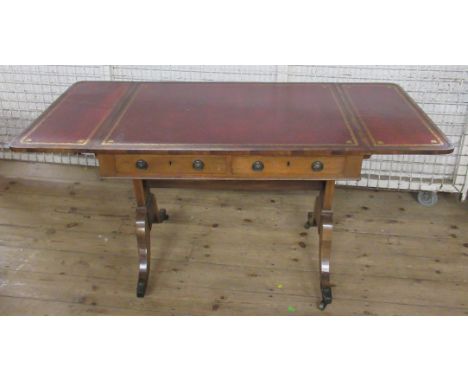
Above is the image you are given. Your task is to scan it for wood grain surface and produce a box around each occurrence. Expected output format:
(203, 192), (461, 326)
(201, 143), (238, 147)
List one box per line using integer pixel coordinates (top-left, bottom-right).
(98, 154), (363, 180)
(0, 161), (467, 315)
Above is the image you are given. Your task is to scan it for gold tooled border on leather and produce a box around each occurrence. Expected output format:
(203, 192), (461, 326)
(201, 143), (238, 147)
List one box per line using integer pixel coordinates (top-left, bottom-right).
(341, 83), (444, 147)
(101, 83), (359, 147)
(19, 83), (133, 146)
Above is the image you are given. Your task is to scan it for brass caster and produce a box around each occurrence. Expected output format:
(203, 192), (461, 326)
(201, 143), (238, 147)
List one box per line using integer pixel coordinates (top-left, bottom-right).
(158, 208), (169, 222)
(318, 286), (332, 311)
(137, 281), (146, 298)
(152, 208), (169, 224)
(304, 212), (316, 229)
(318, 300), (328, 311)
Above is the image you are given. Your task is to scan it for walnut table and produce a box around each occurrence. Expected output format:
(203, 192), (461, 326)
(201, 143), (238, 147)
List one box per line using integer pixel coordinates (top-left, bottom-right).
(10, 82), (453, 310)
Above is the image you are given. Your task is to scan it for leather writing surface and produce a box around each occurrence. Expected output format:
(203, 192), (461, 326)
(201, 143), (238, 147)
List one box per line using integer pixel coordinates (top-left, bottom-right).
(10, 81), (453, 155)
(103, 83), (357, 146)
(342, 84), (443, 146)
(19, 82), (131, 145)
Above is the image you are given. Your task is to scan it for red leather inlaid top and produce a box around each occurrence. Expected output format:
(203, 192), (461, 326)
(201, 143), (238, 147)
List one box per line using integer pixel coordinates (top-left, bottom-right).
(21, 82), (130, 145)
(103, 83), (357, 146)
(10, 81), (453, 155)
(342, 84), (443, 146)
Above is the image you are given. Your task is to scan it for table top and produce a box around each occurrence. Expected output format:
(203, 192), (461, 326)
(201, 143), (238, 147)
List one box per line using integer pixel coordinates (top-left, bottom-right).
(10, 81), (453, 156)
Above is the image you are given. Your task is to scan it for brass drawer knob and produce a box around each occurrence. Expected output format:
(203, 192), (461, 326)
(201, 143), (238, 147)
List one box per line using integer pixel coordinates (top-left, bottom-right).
(252, 160), (264, 171)
(312, 161), (324, 172)
(135, 159), (148, 170)
(192, 159), (205, 170)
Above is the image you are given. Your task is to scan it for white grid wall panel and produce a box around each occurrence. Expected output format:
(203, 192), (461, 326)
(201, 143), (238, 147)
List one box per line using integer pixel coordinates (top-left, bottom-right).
(111, 65), (283, 82)
(0, 65), (467, 198)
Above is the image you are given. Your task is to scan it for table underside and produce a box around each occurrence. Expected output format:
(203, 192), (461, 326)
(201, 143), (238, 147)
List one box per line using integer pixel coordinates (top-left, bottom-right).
(101, 148), (362, 309)
(131, 174), (337, 310)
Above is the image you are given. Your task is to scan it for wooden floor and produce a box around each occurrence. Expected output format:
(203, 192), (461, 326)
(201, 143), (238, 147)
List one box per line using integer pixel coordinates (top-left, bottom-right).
(0, 160), (467, 315)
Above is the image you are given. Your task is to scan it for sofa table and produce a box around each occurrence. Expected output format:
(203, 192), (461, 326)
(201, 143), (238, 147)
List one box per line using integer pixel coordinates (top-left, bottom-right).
(9, 81), (453, 310)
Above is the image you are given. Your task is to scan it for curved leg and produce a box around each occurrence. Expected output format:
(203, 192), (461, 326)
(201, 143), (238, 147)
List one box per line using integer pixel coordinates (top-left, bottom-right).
(304, 192), (321, 229)
(147, 191), (169, 224)
(133, 180), (168, 298)
(318, 212), (333, 310)
(136, 207), (151, 297)
(306, 180), (335, 310)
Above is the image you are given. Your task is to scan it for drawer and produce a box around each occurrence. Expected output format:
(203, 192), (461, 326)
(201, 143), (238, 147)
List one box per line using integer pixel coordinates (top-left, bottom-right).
(102, 154), (228, 177)
(98, 154), (362, 179)
(231, 156), (361, 179)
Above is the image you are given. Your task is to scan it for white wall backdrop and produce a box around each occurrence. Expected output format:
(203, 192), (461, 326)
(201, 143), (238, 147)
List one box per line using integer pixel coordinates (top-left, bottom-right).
(1, 65), (467, 198)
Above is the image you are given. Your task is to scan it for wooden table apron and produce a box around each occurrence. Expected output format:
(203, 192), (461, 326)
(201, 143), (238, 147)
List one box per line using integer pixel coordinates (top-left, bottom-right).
(9, 81), (453, 310)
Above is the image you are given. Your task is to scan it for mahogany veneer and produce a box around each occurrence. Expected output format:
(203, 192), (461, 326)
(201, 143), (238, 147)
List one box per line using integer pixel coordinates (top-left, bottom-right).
(10, 81), (453, 310)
